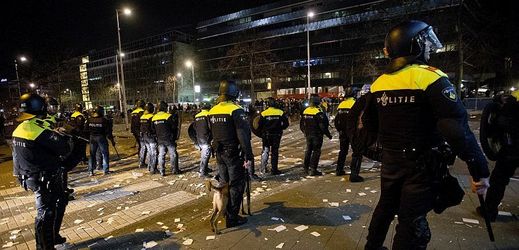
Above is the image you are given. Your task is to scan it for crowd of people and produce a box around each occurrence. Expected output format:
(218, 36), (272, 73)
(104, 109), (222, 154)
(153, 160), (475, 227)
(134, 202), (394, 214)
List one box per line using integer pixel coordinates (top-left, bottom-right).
(5, 20), (519, 250)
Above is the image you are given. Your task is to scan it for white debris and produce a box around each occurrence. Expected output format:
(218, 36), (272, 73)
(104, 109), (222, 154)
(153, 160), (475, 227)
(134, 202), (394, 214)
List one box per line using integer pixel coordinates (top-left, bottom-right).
(462, 218), (479, 224)
(206, 235), (216, 240)
(322, 199), (329, 203)
(117, 206), (122, 210)
(294, 225), (308, 232)
(310, 231), (321, 237)
(498, 211), (512, 216)
(141, 211), (151, 215)
(342, 200), (349, 203)
(143, 241), (158, 248)
(161, 226), (169, 230)
(342, 215), (352, 221)
(329, 202), (339, 207)
(364, 187), (371, 190)
(165, 230), (173, 237)
(276, 243), (285, 248)
(132, 172), (144, 177)
(454, 221), (464, 225)
(271, 217), (280, 221)
(74, 219), (83, 224)
(370, 190), (378, 193)
(268, 225), (287, 232)
(182, 238), (193, 245)
(97, 207), (104, 212)
(2, 242), (14, 248)
(9, 230), (21, 235)
(9, 235), (16, 240)
(177, 223), (184, 229)
(340, 178), (345, 181)
(87, 203), (96, 208)
(135, 228), (144, 232)
(346, 189), (352, 193)
(156, 222), (164, 225)
(174, 218), (181, 222)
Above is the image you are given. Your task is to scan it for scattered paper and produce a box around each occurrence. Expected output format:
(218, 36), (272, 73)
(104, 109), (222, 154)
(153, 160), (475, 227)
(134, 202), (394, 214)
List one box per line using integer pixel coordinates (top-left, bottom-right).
(342, 200), (349, 203)
(268, 225), (287, 232)
(10, 230), (21, 235)
(462, 218), (479, 224)
(9, 235), (16, 240)
(161, 226), (169, 230)
(165, 230), (173, 237)
(177, 224), (184, 229)
(294, 225), (308, 231)
(135, 228), (144, 232)
(454, 221), (464, 225)
(182, 239), (193, 245)
(156, 222), (164, 225)
(276, 243), (285, 248)
(132, 172), (144, 177)
(346, 189), (351, 193)
(310, 231), (321, 237)
(2, 242), (14, 248)
(342, 215), (352, 221)
(206, 235), (215, 240)
(329, 202), (339, 207)
(143, 241), (157, 248)
(364, 187), (371, 190)
(141, 211), (151, 215)
(74, 219), (83, 224)
(322, 199), (329, 203)
(174, 218), (181, 222)
(370, 190), (377, 193)
(97, 208), (104, 212)
(358, 192), (367, 196)
(271, 217), (280, 221)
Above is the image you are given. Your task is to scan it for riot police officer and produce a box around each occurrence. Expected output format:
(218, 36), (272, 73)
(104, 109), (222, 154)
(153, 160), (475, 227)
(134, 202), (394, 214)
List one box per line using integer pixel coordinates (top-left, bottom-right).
(68, 103), (87, 162)
(139, 102), (157, 171)
(258, 97), (289, 175)
(479, 93), (519, 221)
(44, 97), (61, 128)
(131, 100), (145, 152)
(12, 93), (73, 249)
(193, 102), (213, 177)
(334, 88), (355, 176)
(208, 79), (253, 227)
(153, 101), (181, 175)
(363, 20), (490, 250)
(300, 94), (332, 176)
(86, 105), (115, 176)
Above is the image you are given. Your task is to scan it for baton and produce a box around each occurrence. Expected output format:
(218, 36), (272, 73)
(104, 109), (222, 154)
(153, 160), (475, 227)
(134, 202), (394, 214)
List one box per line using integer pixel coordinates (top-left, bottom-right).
(111, 143), (121, 161)
(478, 194), (495, 242)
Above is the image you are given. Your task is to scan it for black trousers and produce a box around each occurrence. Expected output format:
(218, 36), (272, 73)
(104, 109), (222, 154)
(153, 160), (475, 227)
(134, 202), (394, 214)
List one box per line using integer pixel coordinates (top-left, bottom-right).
(261, 134), (282, 172)
(337, 132), (350, 171)
(133, 132), (141, 152)
(486, 148), (519, 215)
(304, 135), (323, 171)
(216, 145), (245, 221)
(25, 176), (63, 250)
(366, 157), (433, 250)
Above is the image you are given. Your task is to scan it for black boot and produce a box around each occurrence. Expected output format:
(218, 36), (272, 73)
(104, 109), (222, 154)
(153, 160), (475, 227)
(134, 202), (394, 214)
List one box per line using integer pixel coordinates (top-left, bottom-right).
(226, 215), (248, 228)
(349, 155), (364, 182)
(310, 169), (323, 176)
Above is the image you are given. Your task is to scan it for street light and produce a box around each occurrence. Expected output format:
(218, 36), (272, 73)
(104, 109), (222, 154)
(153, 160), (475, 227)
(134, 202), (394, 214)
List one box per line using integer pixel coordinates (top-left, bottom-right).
(185, 60), (196, 103)
(14, 55), (28, 97)
(116, 7), (132, 130)
(29, 83), (36, 89)
(306, 11), (314, 98)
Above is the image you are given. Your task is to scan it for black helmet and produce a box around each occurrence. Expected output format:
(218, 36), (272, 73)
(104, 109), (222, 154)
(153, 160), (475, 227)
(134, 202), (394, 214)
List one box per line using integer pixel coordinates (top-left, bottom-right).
(158, 101), (168, 112)
(200, 102), (211, 110)
(45, 97), (59, 115)
(74, 103), (83, 112)
(18, 93), (47, 121)
(136, 100), (145, 108)
(309, 94), (320, 106)
(219, 80), (239, 99)
(384, 20), (443, 71)
(145, 102), (155, 113)
(92, 105), (104, 118)
(266, 97), (277, 108)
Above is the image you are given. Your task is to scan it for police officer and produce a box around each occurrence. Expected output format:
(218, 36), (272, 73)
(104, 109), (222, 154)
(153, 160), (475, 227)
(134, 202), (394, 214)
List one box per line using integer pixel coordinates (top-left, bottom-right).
(86, 105), (115, 176)
(12, 93), (73, 249)
(258, 97), (289, 175)
(193, 102), (213, 177)
(131, 100), (145, 152)
(208, 79), (253, 227)
(363, 20), (490, 250)
(334, 88), (355, 176)
(44, 97), (61, 128)
(152, 101), (181, 175)
(68, 103), (87, 162)
(139, 102), (157, 171)
(479, 93), (519, 221)
(300, 94), (332, 176)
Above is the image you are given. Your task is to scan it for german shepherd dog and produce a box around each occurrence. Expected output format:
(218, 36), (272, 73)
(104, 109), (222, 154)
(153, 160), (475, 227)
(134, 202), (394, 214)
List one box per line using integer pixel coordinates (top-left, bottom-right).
(205, 180), (229, 234)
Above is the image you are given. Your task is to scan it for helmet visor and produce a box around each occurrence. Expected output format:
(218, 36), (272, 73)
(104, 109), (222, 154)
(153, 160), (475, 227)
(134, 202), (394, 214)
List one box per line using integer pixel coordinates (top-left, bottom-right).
(420, 26), (443, 52)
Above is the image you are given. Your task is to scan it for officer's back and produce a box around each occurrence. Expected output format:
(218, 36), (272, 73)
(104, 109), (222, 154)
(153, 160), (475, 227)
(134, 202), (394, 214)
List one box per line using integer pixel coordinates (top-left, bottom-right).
(208, 101), (243, 145)
(153, 103), (178, 145)
(301, 97), (330, 137)
(140, 109), (155, 135)
(334, 96), (355, 131)
(260, 104), (288, 135)
(194, 105), (212, 145)
(131, 101), (145, 134)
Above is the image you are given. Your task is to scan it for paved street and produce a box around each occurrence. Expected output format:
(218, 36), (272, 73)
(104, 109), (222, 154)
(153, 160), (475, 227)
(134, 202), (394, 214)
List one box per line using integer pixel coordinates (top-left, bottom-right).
(1, 119), (518, 250)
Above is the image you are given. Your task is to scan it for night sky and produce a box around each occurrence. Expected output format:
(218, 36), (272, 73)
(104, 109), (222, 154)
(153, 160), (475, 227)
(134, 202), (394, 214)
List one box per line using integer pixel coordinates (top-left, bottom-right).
(0, 0), (279, 80)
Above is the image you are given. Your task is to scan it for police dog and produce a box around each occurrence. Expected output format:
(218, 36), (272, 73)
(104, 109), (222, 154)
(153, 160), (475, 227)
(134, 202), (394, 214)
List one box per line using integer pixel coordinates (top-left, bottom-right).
(205, 180), (229, 234)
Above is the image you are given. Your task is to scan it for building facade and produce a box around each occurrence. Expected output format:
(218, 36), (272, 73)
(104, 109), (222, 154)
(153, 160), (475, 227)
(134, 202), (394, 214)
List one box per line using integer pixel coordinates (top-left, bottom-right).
(196, 0), (461, 99)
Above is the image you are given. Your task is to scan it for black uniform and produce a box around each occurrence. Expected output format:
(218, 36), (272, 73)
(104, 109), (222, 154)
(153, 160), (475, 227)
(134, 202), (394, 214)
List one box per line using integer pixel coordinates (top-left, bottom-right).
(86, 115), (113, 174)
(334, 97), (355, 175)
(193, 109), (212, 176)
(258, 107), (289, 174)
(131, 107), (145, 151)
(484, 94), (519, 220)
(68, 111), (87, 161)
(364, 64), (489, 249)
(152, 111), (180, 174)
(300, 106), (332, 175)
(12, 118), (72, 249)
(208, 101), (253, 223)
(139, 112), (157, 170)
